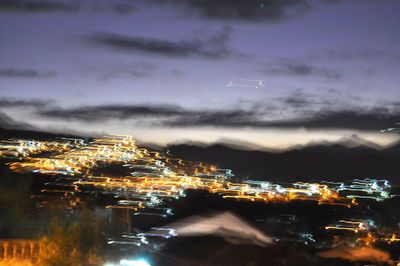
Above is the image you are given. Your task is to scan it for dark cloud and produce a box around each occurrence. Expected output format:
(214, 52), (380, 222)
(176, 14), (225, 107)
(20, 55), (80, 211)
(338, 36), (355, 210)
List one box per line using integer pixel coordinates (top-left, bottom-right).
(266, 63), (342, 80)
(88, 28), (234, 59)
(167, 109), (400, 131)
(0, 68), (56, 78)
(37, 104), (188, 122)
(36, 104), (257, 126)
(0, 0), (139, 14)
(148, 0), (310, 22)
(316, 49), (386, 60)
(264, 110), (400, 130)
(112, 3), (137, 14)
(278, 90), (332, 108)
(274, 89), (362, 110)
(323, 0), (395, 4)
(0, 0), (310, 19)
(32, 101), (400, 131)
(90, 62), (157, 81)
(0, 0), (79, 13)
(167, 110), (257, 127)
(0, 98), (53, 108)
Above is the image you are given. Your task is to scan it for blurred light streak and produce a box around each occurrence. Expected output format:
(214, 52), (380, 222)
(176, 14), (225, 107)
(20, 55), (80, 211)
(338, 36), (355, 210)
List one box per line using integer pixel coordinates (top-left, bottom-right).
(0, 135), (395, 214)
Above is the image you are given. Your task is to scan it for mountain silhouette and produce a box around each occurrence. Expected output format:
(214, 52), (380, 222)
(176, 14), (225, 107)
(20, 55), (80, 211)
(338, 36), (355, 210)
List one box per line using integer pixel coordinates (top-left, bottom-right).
(1, 115), (399, 183)
(168, 139), (400, 183)
(0, 112), (79, 140)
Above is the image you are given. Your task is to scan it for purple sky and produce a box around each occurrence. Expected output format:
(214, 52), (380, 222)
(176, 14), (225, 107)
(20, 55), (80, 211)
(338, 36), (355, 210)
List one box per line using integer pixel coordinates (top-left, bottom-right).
(0, 0), (399, 149)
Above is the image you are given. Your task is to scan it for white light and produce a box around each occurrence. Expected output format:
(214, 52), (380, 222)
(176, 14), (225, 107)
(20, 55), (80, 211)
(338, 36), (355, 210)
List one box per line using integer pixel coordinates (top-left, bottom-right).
(120, 258), (151, 266)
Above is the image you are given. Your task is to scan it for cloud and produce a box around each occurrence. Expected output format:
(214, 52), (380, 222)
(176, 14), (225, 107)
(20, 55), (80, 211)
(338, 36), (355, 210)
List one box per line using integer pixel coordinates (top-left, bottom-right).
(35, 103), (258, 127)
(277, 90), (332, 108)
(0, 68), (56, 78)
(265, 63), (342, 80)
(112, 3), (137, 14)
(315, 49), (387, 61)
(0, 98), (53, 109)
(0, 112), (20, 129)
(3, 0), (354, 19)
(147, 0), (310, 22)
(322, 0), (395, 4)
(264, 110), (400, 130)
(89, 62), (157, 81)
(0, 111), (34, 130)
(0, 0), (79, 13)
(37, 104), (189, 121)
(88, 28), (234, 59)
(167, 110), (257, 127)
(166, 109), (400, 131)
(0, 0), (139, 14)
(274, 89), (362, 110)
(31, 100), (400, 131)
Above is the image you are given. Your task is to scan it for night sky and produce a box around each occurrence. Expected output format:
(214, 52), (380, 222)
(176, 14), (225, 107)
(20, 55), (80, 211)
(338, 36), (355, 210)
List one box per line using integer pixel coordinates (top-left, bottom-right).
(0, 0), (400, 149)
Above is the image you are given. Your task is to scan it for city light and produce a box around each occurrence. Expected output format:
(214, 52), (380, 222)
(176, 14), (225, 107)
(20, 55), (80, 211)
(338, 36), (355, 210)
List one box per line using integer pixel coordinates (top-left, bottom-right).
(1, 135), (396, 214)
(0, 135), (399, 264)
(120, 258), (151, 266)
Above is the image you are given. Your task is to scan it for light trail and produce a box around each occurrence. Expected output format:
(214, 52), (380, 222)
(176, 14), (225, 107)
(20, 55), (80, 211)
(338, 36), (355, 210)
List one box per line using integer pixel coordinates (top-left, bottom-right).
(0, 139), (76, 158)
(2, 135), (399, 256)
(381, 123), (400, 133)
(325, 219), (373, 234)
(0, 135), (396, 214)
(322, 179), (393, 202)
(226, 78), (265, 89)
(325, 219), (400, 248)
